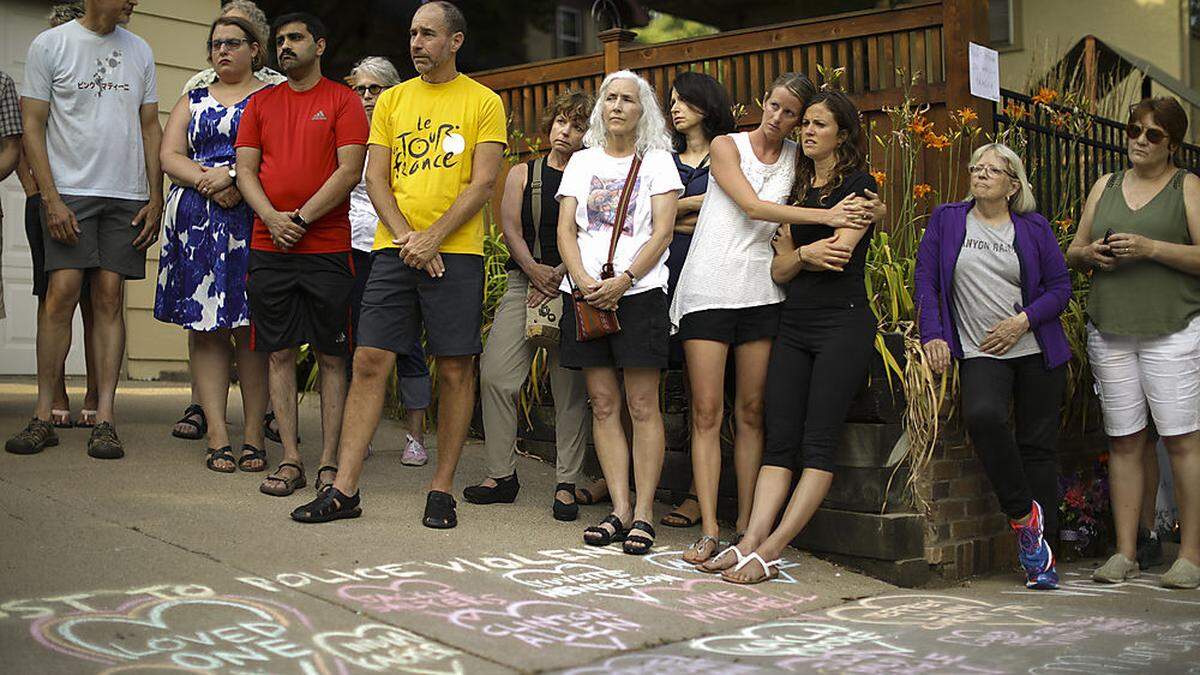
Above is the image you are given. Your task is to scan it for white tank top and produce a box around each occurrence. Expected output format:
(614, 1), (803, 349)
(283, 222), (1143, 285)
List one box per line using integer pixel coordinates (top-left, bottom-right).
(669, 132), (797, 332)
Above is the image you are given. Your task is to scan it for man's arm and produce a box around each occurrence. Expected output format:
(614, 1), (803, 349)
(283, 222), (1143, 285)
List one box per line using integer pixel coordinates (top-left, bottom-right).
(235, 146), (304, 249)
(296, 143), (366, 225)
(131, 101), (164, 249)
(21, 97), (79, 244)
(400, 141), (504, 268)
(365, 143), (412, 243)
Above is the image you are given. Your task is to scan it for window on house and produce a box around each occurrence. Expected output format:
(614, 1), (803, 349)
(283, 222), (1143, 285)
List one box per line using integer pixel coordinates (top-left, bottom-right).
(989, 0), (1015, 48)
(556, 6), (583, 58)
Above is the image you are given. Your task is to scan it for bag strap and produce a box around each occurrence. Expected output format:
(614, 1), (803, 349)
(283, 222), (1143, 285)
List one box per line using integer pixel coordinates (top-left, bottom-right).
(602, 154), (642, 279)
(530, 156), (544, 259)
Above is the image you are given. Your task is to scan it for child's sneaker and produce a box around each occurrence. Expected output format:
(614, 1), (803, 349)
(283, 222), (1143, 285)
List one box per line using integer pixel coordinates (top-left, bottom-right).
(1012, 500), (1058, 590)
(401, 434), (427, 466)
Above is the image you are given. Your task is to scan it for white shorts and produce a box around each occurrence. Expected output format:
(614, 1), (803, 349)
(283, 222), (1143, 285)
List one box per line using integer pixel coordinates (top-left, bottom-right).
(1086, 315), (1200, 437)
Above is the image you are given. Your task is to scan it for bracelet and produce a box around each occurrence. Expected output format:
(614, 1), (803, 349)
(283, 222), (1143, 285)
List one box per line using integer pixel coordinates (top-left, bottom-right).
(623, 269), (637, 284)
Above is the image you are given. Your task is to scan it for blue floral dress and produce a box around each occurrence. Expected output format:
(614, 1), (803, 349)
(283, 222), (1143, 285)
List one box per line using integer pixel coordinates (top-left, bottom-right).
(155, 86), (260, 331)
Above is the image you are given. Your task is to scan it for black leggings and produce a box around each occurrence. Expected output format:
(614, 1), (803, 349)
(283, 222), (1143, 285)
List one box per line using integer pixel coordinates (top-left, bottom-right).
(763, 305), (877, 472)
(959, 354), (1066, 536)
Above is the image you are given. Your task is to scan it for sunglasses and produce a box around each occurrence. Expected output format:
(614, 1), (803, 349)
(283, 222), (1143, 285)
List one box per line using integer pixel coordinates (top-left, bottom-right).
(1126, 123), (1167, 145)
(353, 84), (386, 97)
(208, 37), (249, 52)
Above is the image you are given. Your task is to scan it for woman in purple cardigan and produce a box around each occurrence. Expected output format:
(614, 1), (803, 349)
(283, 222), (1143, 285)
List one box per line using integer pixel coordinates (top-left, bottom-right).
(915, 142), (1072, 590)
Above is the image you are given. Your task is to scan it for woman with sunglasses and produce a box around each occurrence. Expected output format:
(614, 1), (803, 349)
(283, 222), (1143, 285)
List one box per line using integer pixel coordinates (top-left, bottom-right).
(155, 16), (273, 473)
(1069, 97), (1200, 589)
(915, 142), (1072, 590)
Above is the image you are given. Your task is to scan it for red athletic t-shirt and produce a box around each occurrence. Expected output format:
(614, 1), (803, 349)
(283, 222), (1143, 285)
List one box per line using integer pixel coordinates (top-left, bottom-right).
(235, 78), (369, 253)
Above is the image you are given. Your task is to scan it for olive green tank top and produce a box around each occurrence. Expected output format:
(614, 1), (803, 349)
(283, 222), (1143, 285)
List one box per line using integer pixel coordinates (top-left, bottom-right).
(1088, 169), (1200, 336)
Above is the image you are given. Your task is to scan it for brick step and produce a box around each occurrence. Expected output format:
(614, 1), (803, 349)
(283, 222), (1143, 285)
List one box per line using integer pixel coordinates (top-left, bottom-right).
(815, 553), (931, 588)
(791, 507), (925, 561)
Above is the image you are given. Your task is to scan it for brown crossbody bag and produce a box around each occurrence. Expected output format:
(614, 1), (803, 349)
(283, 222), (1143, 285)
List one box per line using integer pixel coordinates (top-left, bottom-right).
(570, 154), (642, 342)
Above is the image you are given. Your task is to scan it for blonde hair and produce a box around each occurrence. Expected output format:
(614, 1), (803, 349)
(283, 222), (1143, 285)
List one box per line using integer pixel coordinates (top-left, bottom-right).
(582, 70), (672, 156)
(968, 142), (1036, 214)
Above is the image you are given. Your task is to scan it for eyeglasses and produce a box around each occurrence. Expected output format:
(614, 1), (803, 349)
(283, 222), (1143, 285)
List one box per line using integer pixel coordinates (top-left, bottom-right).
(353, 84), (386, 97)
(968, 164), (1015, 178)
(1126, 123), (1167, 145)
(208, 38), (249, 52)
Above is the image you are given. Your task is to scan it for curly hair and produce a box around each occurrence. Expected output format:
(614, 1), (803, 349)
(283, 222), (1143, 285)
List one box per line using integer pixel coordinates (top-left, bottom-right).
(48, 2), (84, 27)
(793, 90), (868, 205)
(541, 90), (594, 136)
(668, 71), (736, 152)
(221, 1), (271, 47)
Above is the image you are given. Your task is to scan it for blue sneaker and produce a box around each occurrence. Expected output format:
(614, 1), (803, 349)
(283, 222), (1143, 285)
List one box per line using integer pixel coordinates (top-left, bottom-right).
(1012, 500), (1058, 590)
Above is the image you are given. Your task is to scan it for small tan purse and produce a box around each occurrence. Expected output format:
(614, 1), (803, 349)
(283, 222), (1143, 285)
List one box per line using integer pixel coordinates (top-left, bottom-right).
(522, 156), (565, 348)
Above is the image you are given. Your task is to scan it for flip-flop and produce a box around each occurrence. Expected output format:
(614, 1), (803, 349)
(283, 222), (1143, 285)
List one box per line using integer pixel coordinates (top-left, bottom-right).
(721, 552), (781, 585)
(51, 409), (73, 428)
(172, 404), (207, 440)
(77, 409), (97, 428)
(697, 545), (746, 574)
(660, 493), (700, 528)
(682, 535), (721, 565)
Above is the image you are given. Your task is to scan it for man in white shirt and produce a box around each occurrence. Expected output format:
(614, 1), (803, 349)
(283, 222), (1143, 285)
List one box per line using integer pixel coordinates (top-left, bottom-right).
(7, 0), (163, 460)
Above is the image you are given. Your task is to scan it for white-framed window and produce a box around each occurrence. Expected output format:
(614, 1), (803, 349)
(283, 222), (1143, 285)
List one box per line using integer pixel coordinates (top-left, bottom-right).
(989, 0), (1017, 49)
(556, 6), (583, 58)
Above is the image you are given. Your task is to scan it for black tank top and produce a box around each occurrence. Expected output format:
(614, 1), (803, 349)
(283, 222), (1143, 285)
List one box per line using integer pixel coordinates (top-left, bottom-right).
(505, 158), (564, 271)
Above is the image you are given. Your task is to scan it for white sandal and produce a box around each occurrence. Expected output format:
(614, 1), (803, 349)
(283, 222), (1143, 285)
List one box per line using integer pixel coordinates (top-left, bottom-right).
(721, 552), (781, 585)
(696, 545), (746, 573)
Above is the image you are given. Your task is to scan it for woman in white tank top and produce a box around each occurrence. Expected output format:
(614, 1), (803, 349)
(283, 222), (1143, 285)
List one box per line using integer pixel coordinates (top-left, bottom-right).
(671, 74), (884, 565)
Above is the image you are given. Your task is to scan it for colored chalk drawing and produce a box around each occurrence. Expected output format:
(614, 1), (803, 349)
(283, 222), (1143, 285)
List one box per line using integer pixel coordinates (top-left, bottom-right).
(448, 600), (640, 650)
(642, 550), (805, 584)
(628, 578), (818, 624)
(313, 624), (463, 673)
(337, 579), (509, 616)
(558, 653), (762, 674)
(690, 620), (911, 658)
(825, 594), (1048, 630)
(500, 562), (681, 601)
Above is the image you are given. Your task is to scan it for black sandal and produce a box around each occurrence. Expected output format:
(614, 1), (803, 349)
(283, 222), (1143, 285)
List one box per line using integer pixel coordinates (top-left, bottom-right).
(314, 465), (338, 492)
(576, 485), (610, 505)
(237, 444), (267, 472)
(205, 446), (236, 473)
(291, 487), (362, 523)
(260, 462), (306, 496)
(584, 514), (628, 546)
(262, 411), (299, 445)
(423, 490), (458, 529)
(660, 493), (699, 528)
(553, 482), (578, 522)
(624, 520), (656, 555)
(173, 404), (207, 440)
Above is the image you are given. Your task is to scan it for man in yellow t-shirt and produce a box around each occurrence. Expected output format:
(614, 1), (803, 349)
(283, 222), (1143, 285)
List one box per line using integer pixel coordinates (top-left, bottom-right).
(291, 1), (505, 530)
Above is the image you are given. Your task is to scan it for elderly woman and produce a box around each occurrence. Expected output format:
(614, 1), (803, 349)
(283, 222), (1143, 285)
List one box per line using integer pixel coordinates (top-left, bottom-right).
(557, 70), (683, 554)
(344, 56), (431, 481)
(1068, 97), (1200, 589)
(915, 142), (1072, 590)
(154, 15), (272, 472)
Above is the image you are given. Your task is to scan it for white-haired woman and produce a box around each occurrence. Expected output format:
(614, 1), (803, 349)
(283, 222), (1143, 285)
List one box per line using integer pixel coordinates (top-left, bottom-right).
(915, 142), (1073, 590)
(557, 70), (684, 554)
(343, 56), (432, 483)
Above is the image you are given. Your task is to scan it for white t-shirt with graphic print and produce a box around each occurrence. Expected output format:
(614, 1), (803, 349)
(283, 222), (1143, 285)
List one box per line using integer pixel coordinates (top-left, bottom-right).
(23, 20), (157, 200)
(556, 147), (683, 296)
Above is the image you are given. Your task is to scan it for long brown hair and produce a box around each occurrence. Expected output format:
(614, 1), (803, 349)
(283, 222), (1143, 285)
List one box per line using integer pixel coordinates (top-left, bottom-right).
(793, 90), (868, 204)
(765, 72), (816, 116)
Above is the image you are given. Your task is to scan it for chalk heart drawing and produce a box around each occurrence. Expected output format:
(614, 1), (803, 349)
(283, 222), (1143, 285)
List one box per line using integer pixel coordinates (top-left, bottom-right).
(643, 550), (803, 584)
(560, 653), (763, 674)
(313, 623), (463, 674)
(690, 620), (911, 659)
(501, 563), (660, 603)
(635, 577), (818, 616)
(448, 600), (639, 650)
(825, 594), (1048, 630)
(33, 596), (333, 673)
(338, 578), (507, 615)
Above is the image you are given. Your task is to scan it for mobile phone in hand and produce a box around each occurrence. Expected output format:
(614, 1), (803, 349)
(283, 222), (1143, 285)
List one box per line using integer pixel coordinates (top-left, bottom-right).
(1103, 228), (1114, 244)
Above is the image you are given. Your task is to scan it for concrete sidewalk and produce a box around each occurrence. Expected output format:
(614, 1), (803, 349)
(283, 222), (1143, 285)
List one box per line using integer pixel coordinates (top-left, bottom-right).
(1, 379), (1197, 673)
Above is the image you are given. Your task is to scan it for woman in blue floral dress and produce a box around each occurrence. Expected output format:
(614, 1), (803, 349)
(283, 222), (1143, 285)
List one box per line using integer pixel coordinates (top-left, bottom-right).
(156, 16), (271, 473)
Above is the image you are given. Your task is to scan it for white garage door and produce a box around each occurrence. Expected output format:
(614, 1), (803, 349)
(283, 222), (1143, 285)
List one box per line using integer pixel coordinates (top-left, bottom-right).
(1, 0), (87, 375)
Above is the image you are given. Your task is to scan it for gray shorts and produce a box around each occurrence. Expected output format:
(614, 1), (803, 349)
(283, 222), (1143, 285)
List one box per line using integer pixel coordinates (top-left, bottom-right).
(43, 195), (149, 280)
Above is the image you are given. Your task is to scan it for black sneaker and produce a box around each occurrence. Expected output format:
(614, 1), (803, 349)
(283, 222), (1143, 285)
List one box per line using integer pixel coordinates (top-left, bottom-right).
(291, 488), (362, 523)
(1137, 528), (1164, 569)
(87, 422), (125, 459)
(5, 418), (59, 455)
(423, 490), (458, 529)
(463, 473), (519, 504)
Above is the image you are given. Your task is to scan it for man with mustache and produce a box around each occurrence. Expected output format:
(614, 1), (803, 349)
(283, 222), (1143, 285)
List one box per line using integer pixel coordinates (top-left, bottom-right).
(234, 12), (369, 497)
(9, 0), (162, 459)
(292, 1), (506, 528)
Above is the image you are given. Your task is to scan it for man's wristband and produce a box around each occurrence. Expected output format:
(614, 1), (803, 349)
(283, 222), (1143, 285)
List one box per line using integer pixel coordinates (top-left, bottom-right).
(290, 213), (308, 230)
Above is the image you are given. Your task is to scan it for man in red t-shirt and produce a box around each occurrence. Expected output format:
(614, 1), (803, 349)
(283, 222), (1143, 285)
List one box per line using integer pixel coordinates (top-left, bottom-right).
(234, 12), (368, 497)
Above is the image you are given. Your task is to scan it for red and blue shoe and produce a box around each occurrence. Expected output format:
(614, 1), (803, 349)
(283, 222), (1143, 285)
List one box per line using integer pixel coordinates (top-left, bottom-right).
(1012, 500), (1058, 590)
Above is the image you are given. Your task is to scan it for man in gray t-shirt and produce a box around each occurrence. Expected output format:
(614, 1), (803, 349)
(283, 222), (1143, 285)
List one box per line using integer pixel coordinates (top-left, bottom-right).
(952, 211), (1041, 360)
(6, 0), (163, 460)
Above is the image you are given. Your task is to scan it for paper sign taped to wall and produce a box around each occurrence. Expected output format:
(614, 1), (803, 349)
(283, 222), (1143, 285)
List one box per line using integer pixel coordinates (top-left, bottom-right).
(969, 42), (1000, 102)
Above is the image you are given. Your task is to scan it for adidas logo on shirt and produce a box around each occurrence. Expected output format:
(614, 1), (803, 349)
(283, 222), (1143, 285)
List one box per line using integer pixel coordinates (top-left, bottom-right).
(311, 110), (328, 121)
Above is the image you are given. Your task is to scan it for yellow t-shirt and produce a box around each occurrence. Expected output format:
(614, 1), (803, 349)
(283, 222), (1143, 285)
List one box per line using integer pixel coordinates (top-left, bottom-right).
(369, 74), (507, 255)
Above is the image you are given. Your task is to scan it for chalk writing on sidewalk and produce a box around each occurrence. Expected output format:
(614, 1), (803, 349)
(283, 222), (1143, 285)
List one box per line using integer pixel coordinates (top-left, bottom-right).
(559, 653), (762, 674)
(690, 620), (909, 658)
(313, 623), (463, 673)
(448, 600), (640, 650)
(1, 584), (216, 621)
(338, 579), (509, 616)
(642, 550), (804, 584)
(501, 562), (681, 601)
(632, 578), (818, 624)
(825, 594), (1048, 630)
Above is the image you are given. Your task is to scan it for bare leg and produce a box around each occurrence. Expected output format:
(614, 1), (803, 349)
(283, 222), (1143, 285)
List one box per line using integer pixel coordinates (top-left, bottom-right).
(192, 329), (234, 461)
(701, 465), (793, 572)
(732, 339), (771, 534)
(1109, 430), (1150, 561)
(724, 468), (835, 582)
(87, 270), (125, 425)
(79, 293), (100, 416)
(34, 270), (84, 420)
(585, 368), (632, 530)
(1163, 431), (1200, 564)
(332, 347), (396, 494)
(267, 348), (302, 466)
(429, 355), (475, 494)
(1140, 435), (1160, 532)
(316, 352), (348, 468)
(406, 407), (426, 444)
(174, 330), (200, 436)
(232, 326), (268, 460)
(683, 339), (729, 545)
(624, 368), (665, 530)
(37, 299), (71, 414)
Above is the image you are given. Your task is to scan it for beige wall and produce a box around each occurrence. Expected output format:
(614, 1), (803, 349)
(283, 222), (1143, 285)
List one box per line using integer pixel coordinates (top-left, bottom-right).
(125, 0), (221, 380)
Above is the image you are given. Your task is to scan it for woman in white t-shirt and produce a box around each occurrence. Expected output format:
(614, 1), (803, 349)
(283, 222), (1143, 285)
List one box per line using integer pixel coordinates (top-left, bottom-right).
(557, 70), (684, 555)
(669, 73), (881, 565)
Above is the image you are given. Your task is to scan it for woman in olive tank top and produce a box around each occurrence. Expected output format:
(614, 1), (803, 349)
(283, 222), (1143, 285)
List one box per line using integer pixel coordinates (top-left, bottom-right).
(1068, 96), (1200, 589)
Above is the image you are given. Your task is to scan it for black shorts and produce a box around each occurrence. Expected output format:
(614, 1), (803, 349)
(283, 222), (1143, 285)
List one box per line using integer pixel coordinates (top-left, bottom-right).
(357, 251), (484, 357)
(559, 289), (669, 370)
(247, 250), (355, 356)
(677, 303), (782, 345)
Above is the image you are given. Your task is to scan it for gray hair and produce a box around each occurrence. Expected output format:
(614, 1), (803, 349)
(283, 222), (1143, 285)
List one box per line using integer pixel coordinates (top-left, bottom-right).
(222, 0), (271, 46)
(49, 2), (84, 27)
(968, 142), (1037, 214)
(350, 56), (402, 87)
(582, 70), (672, 156)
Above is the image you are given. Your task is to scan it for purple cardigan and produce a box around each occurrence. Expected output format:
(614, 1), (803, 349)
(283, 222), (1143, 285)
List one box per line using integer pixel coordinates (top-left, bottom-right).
(914, 201), (1073, 370)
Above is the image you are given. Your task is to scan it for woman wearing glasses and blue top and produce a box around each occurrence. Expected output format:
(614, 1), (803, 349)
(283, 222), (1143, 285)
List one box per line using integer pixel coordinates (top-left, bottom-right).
(915, 142), (1072, 590)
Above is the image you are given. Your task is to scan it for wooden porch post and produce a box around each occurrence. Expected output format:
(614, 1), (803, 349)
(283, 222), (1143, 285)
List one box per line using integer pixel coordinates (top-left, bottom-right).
(1083, 35), (1099, 106)
(598, 28), (636, 75)
(941, 0), (993, 130)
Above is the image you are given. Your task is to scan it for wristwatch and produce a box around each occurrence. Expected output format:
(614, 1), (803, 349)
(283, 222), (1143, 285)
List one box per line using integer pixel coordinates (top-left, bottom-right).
(227, 166), (237, 180)
(290, 212), (308, 230)
(623, 269), (637, 284)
